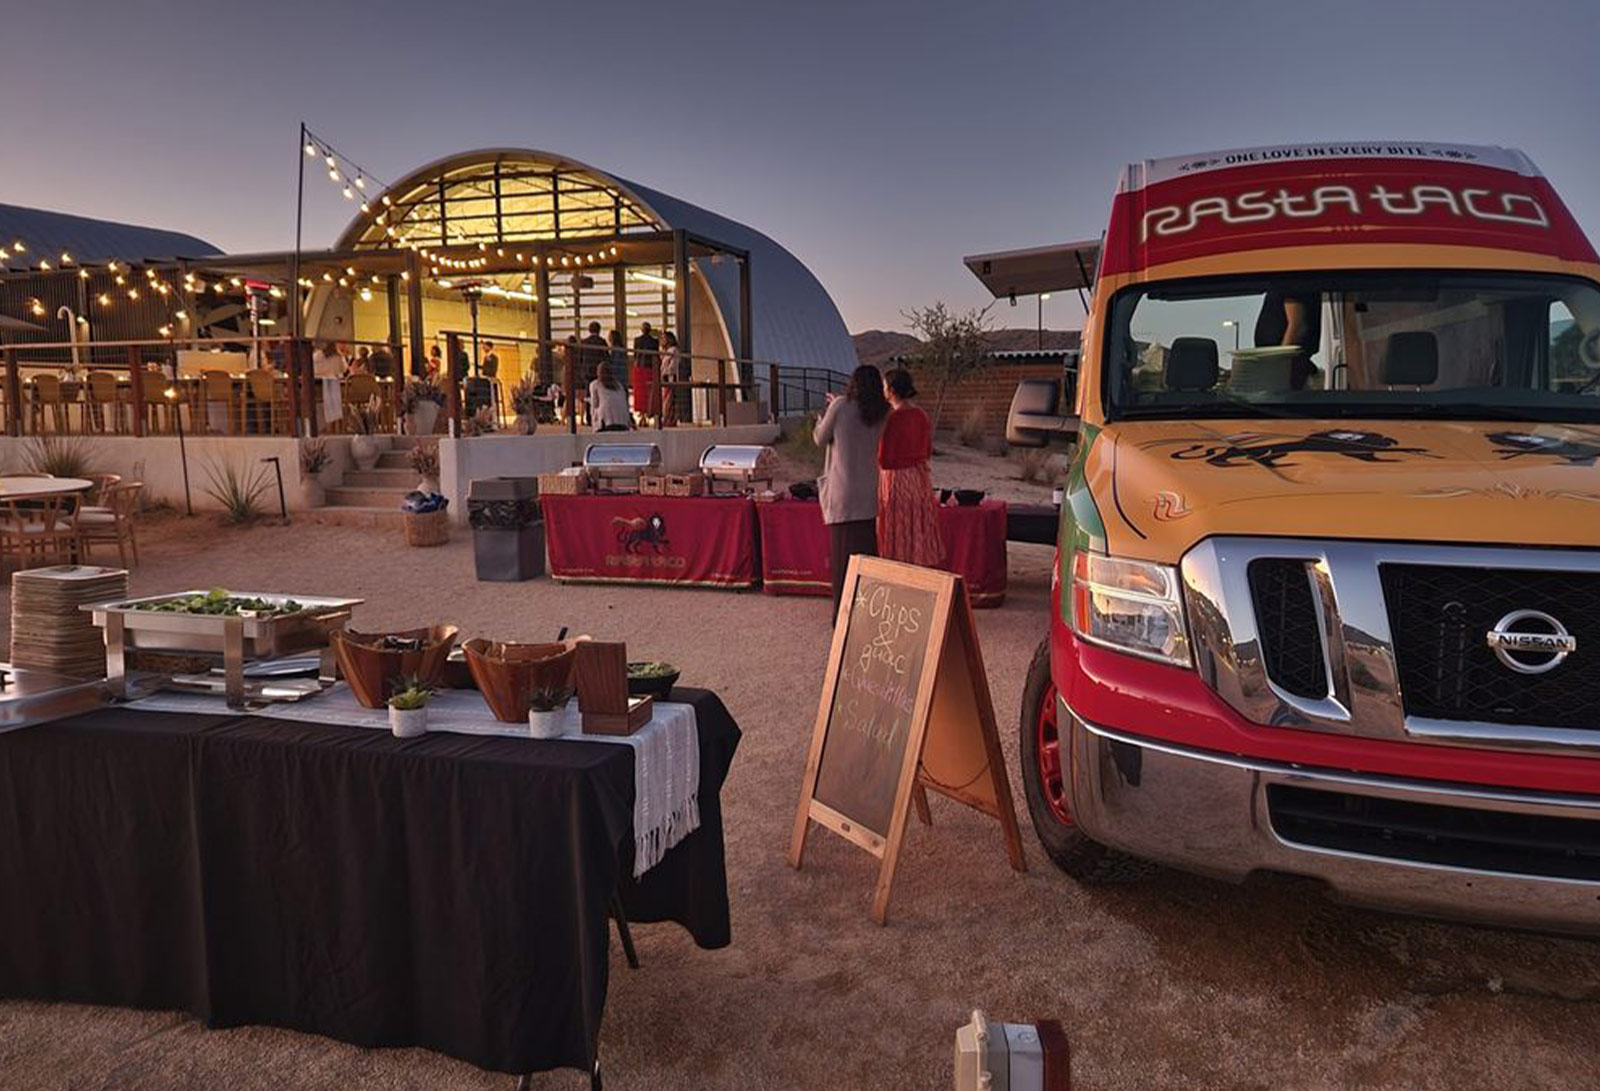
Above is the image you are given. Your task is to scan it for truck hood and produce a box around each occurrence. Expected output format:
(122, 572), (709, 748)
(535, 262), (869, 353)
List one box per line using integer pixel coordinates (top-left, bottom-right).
(1086, 419), (1600, 560)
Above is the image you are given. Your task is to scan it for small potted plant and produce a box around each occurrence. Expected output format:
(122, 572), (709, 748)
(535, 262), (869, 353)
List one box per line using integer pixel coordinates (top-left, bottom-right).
(299, 437), (332, 507)
(409, 440), (441, 495)
(388, 677), (432, 738)
(346, 396), (385, 471)
(510, 377), (541, 435)
(464, 404), (498, 437)
(527, 683), (574, 739)
(400, 376), (446, 437)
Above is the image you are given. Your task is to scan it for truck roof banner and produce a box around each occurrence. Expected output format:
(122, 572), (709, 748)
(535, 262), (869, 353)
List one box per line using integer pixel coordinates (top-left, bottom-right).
(1101, 143), (1598, 277)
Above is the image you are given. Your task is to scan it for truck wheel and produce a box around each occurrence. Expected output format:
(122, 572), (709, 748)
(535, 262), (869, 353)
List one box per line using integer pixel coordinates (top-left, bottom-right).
(1019, 639), (1152, 883)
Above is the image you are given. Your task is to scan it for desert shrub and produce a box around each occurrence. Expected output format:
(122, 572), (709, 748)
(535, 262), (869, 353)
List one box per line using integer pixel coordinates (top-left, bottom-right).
(24, 435), (98, 478)
(1013, 448), (1054, 484)
(956, 406), (988, 449)
(779, 413), (823, 469)
(200, 457), (270, 524)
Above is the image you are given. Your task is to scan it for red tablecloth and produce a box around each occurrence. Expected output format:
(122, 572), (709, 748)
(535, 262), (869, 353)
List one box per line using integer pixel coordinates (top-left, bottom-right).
(756, 498), (1007, 606)
(542, 494), (758, 588)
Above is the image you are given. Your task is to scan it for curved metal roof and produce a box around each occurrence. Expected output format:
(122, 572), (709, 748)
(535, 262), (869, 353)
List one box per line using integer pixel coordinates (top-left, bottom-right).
(336, 149), (854, 373)
(0, 202), (220, 267)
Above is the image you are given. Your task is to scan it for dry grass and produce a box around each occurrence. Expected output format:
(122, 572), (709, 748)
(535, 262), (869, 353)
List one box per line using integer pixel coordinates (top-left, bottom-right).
(956, 405), (988, 448)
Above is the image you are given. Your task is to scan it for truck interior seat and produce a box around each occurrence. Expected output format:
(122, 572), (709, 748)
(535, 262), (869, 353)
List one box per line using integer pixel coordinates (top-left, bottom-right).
(1383, 331), (1439, 387)
(1165, 337), (1220, 391)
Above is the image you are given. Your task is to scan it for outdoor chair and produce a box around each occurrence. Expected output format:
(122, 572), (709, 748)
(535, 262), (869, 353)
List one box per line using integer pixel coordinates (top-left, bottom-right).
(244, 367), (287, 435)
(76, 481), (141, 568)
(84, 473), (123, 511)
(85, 371), (129, 434)
(144, 366), (177, 433)
(198, 370), (237, 435)
(0, 495), (80, 571)
(343, 373), (383, 430)
(29, 375), (70, 434)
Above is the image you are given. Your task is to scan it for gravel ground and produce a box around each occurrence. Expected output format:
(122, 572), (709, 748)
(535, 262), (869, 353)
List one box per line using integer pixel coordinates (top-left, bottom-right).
(1, 446), (1597, 1091)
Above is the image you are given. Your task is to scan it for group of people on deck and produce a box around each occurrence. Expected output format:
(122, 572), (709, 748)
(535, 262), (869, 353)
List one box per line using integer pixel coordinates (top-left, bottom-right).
(813, 363), (943, 604)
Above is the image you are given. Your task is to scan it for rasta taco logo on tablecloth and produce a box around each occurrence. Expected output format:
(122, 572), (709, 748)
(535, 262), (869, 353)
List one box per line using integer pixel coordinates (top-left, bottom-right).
(613, 512), (672, 554)
(1164, 430), (1439, 468)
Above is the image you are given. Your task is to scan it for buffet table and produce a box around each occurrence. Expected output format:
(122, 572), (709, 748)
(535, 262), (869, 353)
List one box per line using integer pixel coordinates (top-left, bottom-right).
(756, 498), (1009, 606)
(542, 494), (759, 588)
(0, 687), (740, 1081)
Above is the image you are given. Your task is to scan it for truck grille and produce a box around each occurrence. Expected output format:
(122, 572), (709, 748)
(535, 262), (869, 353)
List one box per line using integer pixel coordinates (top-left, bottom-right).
(1248, 559), (1328, 700)
(1268, 785), (1600, 881)
(1380, 564), (1600, 732)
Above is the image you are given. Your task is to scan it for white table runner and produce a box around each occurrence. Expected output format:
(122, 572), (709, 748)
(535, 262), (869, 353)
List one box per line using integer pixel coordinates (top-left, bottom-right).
(127, 685), (701, 877)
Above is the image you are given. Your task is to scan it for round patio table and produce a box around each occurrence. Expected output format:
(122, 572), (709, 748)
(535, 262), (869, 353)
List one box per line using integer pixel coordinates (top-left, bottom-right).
(0, 476), (95, 501)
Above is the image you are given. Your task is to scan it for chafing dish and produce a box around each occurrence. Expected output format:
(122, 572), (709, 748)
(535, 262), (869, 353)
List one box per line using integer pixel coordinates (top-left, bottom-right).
(699, 444), (777, 494)
(0, 663), (112, 732)
(583, 443), (661, 492)
(84, 591), (363, 708)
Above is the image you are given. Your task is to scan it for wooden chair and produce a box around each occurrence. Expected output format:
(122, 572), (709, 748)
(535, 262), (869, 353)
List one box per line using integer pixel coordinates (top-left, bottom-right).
(342, 374), (383, 431)
(29, 375), (70, 434)
(244, 368), (287, 435)
(76, 481), (141, 568)
(198, 370), (237, 435)
(0, 495), (79, 570)
(145, 366), (177, 433)
(84, 473), (123, 511)
(85, 371), (129, 434)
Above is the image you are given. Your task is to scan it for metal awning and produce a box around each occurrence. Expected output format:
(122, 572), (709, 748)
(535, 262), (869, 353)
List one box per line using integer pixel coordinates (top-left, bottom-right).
(963, 238), (1100, 299)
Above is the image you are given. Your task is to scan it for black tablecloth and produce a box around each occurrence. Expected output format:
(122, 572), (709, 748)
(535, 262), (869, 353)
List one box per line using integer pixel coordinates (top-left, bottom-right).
(0, 688), (739, 1077)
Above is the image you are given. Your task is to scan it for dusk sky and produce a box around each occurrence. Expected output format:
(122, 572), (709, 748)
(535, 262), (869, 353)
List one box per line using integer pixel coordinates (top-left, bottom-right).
(3, 0), (1596, 334)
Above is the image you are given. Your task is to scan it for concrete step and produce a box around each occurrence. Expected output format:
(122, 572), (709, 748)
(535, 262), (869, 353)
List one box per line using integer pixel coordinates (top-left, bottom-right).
(343, 468), (416, 488)
(302, 506), (405, 529)
(326, 485), (408, 509)
(376, 451), (415, 470)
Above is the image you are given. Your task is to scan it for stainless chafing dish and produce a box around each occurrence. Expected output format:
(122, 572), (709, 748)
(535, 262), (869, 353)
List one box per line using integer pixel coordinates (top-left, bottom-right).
(699, 444), (777, 494)
(84, 591), (363, 708)
(583, 442), (661, 492)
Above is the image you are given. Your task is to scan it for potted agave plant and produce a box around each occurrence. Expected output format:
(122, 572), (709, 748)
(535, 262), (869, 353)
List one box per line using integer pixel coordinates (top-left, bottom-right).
(299, 437), (332, 507)
(409, 440), (441, 495)
(527, 683), (574, 739)
(388, 677), (432, 738)
(346, 396), (385, 471)
(510, 377), (541, 435)
(400, 376), (445, 437)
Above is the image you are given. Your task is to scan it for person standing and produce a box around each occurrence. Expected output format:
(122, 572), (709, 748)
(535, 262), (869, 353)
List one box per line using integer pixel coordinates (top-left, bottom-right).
(580, 322), (608, 387)
(632, 321), (659, 421)
(480, 340), (500, 379)
(368, 343), (394, 379)
(588, 360), (632, 432)
(659, 331), (682, 427)
(425, 343), (442, 379)
(814, 364), (890, 606)
(876, 368), (944, 567)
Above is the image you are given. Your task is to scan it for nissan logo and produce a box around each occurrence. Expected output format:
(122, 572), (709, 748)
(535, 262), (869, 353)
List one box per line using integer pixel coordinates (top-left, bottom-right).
(1485, 609), (1577, 674)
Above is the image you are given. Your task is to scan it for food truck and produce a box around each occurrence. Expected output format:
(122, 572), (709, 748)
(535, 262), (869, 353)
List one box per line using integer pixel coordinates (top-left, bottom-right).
(1004, 142), (1600, 932)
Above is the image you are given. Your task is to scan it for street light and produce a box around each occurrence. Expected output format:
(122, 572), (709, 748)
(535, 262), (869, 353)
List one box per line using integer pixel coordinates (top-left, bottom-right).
(164, 386), (193, 516)
(1222, 319), (1240, 351)
(1038, 293), (1052, 350)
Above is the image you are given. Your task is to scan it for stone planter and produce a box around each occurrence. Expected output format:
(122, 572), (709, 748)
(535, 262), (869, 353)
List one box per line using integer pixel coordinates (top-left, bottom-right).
(527, 704), (572, 740)
(389, 705), (428, 738)
(350, 433), (382, 471)
(408, 400), (441, 436)
(514, 413), (537, 436)
(304, 474), (326, 508)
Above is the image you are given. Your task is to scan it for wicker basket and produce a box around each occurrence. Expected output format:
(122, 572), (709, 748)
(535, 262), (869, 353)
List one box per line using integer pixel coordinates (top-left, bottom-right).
(538, 471), (589, 496)
(404, 508), (451, 547)
(665, 473), (705, 497)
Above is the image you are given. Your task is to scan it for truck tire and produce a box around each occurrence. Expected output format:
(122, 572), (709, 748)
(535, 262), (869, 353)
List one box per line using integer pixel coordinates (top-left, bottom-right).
(1018, 638), (1153, 883)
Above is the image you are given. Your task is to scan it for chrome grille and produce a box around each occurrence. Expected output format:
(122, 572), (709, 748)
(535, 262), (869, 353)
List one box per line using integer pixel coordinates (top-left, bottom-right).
(1182, 538), (1600, 755)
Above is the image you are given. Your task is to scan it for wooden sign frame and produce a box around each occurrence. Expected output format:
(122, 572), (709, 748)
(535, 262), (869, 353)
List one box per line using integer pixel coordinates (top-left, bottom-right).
(790, 556), (1026, 924)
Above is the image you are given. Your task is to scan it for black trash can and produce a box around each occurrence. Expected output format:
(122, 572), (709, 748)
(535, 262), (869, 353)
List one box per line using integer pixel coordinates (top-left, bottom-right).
(467, 477), (544, 581)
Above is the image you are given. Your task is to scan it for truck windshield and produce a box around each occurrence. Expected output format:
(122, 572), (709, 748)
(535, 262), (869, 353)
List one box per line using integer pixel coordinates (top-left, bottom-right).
(1105, 272), (1600, 423)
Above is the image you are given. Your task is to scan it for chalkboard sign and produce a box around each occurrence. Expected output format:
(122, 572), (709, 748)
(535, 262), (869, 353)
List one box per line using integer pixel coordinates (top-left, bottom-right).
(812, 573), (937, 838)
(791, 556), (1025, 924)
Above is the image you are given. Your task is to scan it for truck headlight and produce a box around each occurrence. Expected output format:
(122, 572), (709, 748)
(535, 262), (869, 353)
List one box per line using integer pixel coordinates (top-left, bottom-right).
(1071, 550), (1191, 667)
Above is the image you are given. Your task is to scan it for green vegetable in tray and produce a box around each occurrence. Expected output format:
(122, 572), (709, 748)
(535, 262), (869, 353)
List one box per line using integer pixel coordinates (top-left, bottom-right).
(627, 660), (677, 679)
(133, 589), (306, 618)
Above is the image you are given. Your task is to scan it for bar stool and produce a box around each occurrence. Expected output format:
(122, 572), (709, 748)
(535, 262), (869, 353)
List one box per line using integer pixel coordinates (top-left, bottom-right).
(85, 372), (129, 434)
(244, 368), (287, 435)
(198, 370), (237, 435)
(29, 375), (69, 434)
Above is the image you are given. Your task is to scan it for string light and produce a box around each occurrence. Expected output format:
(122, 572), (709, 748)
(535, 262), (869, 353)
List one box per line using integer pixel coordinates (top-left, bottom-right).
(305, 142), (317, 157)
(60, 252), (73, 264)
(97, 294), (110, 307)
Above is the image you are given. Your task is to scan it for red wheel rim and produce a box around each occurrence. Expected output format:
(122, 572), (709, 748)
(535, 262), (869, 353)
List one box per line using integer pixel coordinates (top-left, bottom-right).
(1035, 681), (1074, 827)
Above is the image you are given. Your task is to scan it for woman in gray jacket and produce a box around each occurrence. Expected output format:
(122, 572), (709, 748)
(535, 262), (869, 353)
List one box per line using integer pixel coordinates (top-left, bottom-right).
(813, 364), (890, 606)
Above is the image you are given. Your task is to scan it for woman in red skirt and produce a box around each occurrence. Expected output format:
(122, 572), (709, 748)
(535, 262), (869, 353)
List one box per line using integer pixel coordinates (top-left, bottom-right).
(876, 368), (944, 567)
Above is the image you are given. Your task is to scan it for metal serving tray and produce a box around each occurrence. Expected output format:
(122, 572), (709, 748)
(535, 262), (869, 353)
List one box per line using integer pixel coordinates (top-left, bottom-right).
(83, 591), (363, 707)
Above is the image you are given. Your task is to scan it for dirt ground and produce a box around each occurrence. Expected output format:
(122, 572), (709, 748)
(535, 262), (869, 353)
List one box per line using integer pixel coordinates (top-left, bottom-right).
(1, 445), (1597, 1091)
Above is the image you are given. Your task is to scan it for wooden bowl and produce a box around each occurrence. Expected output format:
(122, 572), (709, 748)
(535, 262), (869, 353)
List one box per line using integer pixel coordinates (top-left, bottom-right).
(463, 638), (578, 723)
(331, 625), (459, 709)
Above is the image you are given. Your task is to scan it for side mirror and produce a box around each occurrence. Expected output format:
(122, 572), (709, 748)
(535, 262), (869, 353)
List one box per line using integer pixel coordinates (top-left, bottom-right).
(1006, 377), (1079, 447)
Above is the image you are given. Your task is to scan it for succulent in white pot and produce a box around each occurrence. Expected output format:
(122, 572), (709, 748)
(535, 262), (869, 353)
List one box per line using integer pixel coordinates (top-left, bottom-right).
(388, 678), (432, 738)
(527, 684), (574, 739)
(346, 396), (385, 471)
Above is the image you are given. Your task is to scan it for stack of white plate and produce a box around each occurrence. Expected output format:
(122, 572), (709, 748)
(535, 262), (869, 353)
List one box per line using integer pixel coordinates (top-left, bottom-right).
(10, 565), (128, 679)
